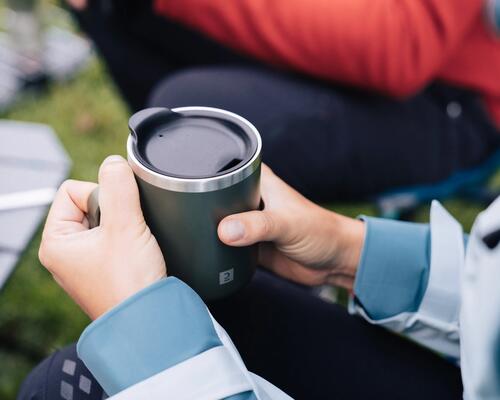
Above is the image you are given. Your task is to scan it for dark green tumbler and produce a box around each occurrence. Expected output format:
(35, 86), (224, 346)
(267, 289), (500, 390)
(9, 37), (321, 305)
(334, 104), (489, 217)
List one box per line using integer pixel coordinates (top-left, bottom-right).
(89, 107), (262, 301)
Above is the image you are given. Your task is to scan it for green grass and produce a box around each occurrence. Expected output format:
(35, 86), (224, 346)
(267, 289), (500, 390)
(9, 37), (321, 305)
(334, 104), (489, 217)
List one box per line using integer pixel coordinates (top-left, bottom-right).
(0, 57), (491, 399)
(0, 59), (130, 399)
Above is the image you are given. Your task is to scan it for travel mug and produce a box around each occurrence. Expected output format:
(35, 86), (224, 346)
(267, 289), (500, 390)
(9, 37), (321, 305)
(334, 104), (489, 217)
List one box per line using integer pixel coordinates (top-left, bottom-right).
(88, 107), (262, 300)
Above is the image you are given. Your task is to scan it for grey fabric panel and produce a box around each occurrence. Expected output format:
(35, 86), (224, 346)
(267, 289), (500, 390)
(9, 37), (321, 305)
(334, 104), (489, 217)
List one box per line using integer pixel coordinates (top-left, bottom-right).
(0, 207), (47, 251)
(0, 163), (67, 195)
(0, 120), (71, 289)
(0, 121), (71, 167)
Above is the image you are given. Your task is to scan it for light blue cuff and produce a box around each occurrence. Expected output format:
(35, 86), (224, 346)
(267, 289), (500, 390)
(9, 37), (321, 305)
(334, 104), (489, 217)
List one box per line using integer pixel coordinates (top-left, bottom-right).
(354, 217), (431, 319)
(77, 277), (222, 396)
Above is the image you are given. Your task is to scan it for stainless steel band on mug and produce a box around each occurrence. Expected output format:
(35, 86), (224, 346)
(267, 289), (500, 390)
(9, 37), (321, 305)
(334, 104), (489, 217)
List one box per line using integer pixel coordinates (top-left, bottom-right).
(127, 107), (262, 193)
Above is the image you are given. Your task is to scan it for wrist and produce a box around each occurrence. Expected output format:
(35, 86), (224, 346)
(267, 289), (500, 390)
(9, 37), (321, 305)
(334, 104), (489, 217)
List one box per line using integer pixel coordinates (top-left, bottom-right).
(327, 212), (365, 290)
(88, 271), (167, 320)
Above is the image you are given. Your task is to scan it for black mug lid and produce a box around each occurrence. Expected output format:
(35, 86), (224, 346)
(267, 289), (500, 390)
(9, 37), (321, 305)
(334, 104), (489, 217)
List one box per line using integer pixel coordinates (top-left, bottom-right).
(129, 108), (258, 179)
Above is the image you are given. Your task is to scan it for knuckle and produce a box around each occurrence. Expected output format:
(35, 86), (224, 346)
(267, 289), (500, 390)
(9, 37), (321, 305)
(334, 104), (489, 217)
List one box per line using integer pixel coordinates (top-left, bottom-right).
(38, 240), (51, 267)
(38, 230), (59, 270)
(59, 179), (75, 191)
(99, 161), (130, 179)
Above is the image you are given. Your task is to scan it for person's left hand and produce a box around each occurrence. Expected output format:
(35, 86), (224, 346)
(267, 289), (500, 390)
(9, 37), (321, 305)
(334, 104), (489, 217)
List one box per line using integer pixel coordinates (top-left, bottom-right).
(39, 156), (166, 320)
(218, 165), (364, 289)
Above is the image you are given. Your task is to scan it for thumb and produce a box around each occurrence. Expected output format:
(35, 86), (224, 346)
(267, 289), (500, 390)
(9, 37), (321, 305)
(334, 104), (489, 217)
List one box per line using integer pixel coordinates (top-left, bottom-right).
(98, 155), (144, 230)
(218, 210), (283, 247)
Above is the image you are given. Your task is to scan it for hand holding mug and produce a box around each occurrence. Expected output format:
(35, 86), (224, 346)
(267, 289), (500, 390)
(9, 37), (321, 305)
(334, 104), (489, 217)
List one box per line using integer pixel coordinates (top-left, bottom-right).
(218, 165), (365, 289)
(39, 156), (166, 320)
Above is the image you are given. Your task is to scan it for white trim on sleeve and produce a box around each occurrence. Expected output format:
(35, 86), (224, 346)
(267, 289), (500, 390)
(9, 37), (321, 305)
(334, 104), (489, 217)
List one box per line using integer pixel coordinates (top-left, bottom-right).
(210, 315), (293, 400)
(349, 201), (463, 360)
(413, 200), (463, 332)
(109, 346), (253, 400)
(109, 314), (293, 400)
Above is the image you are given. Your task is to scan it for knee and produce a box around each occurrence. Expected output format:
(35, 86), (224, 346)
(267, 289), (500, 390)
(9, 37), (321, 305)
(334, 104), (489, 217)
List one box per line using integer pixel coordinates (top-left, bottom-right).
(147, 67), (261, 117)
(149, 67), (230, 109)
(17, 344), (104, 400)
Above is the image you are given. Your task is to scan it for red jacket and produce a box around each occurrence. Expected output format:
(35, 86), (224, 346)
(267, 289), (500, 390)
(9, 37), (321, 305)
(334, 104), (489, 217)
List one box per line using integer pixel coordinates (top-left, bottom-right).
(155, 0), (500, 127)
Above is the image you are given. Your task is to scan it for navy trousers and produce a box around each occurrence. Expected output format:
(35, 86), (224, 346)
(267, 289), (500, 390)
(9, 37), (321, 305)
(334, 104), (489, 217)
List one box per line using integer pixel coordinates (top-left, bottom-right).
(18, 270), (463, 400)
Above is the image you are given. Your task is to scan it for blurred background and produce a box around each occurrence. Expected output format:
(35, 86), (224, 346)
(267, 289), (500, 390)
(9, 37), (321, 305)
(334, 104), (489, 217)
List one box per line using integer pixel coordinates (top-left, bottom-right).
(0, 1), (130, 397)
(0, 0), (496, 398)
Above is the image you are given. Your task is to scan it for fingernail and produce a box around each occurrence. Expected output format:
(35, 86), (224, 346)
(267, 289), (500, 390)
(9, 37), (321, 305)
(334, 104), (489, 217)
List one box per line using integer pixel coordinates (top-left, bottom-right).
(103, 155), (125, 164)
(221, 219), (245, 242)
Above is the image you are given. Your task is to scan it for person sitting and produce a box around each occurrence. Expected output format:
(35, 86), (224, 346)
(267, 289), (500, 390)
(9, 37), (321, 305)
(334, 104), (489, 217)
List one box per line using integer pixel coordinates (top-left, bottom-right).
(65, 0), (500, 202)
(19, 156), (500, 399)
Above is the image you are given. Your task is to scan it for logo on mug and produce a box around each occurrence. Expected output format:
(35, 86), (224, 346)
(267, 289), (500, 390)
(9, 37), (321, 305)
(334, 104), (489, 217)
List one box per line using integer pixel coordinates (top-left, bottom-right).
(219, 268), (235, 285)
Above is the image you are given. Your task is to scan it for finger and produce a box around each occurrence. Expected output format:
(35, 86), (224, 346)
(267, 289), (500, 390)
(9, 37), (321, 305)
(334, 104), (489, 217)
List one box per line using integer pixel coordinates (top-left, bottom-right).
(259, 163), (308, 211)
(67, 0), (87, 10)
(259, 244), (328, 286)
(218, 210), (283, 246)
(259, 164), (282, 203)
(44, 179), (98, 235)
(218, 164), (301, 246)
(98, 155), (144, 230)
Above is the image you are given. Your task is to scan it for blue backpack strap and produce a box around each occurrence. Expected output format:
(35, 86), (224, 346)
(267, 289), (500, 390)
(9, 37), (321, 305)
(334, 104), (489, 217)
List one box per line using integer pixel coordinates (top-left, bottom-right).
(375, 149), (500, 219)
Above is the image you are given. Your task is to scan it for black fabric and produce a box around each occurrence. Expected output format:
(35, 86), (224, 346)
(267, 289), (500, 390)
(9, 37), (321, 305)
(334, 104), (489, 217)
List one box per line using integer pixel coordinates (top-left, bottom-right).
(18, 270), (462, 399)
(482, 228), (500, 249)
(17, 344), (106, 400)
(72, 0), (255, 111)
(209, 270), (463, 400)
(72, 1), (500, 202)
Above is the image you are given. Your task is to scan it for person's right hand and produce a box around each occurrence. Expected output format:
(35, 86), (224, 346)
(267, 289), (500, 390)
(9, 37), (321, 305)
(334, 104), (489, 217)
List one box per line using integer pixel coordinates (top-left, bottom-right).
(218, 165), (365, 289)
(39, 156), (166, 320)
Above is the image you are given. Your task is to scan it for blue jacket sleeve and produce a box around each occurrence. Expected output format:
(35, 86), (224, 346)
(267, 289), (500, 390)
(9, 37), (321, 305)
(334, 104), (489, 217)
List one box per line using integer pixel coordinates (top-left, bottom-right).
(354, 216), (468, 320)
(77, 277), (255, 399)
(354, 217), (432, 319)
